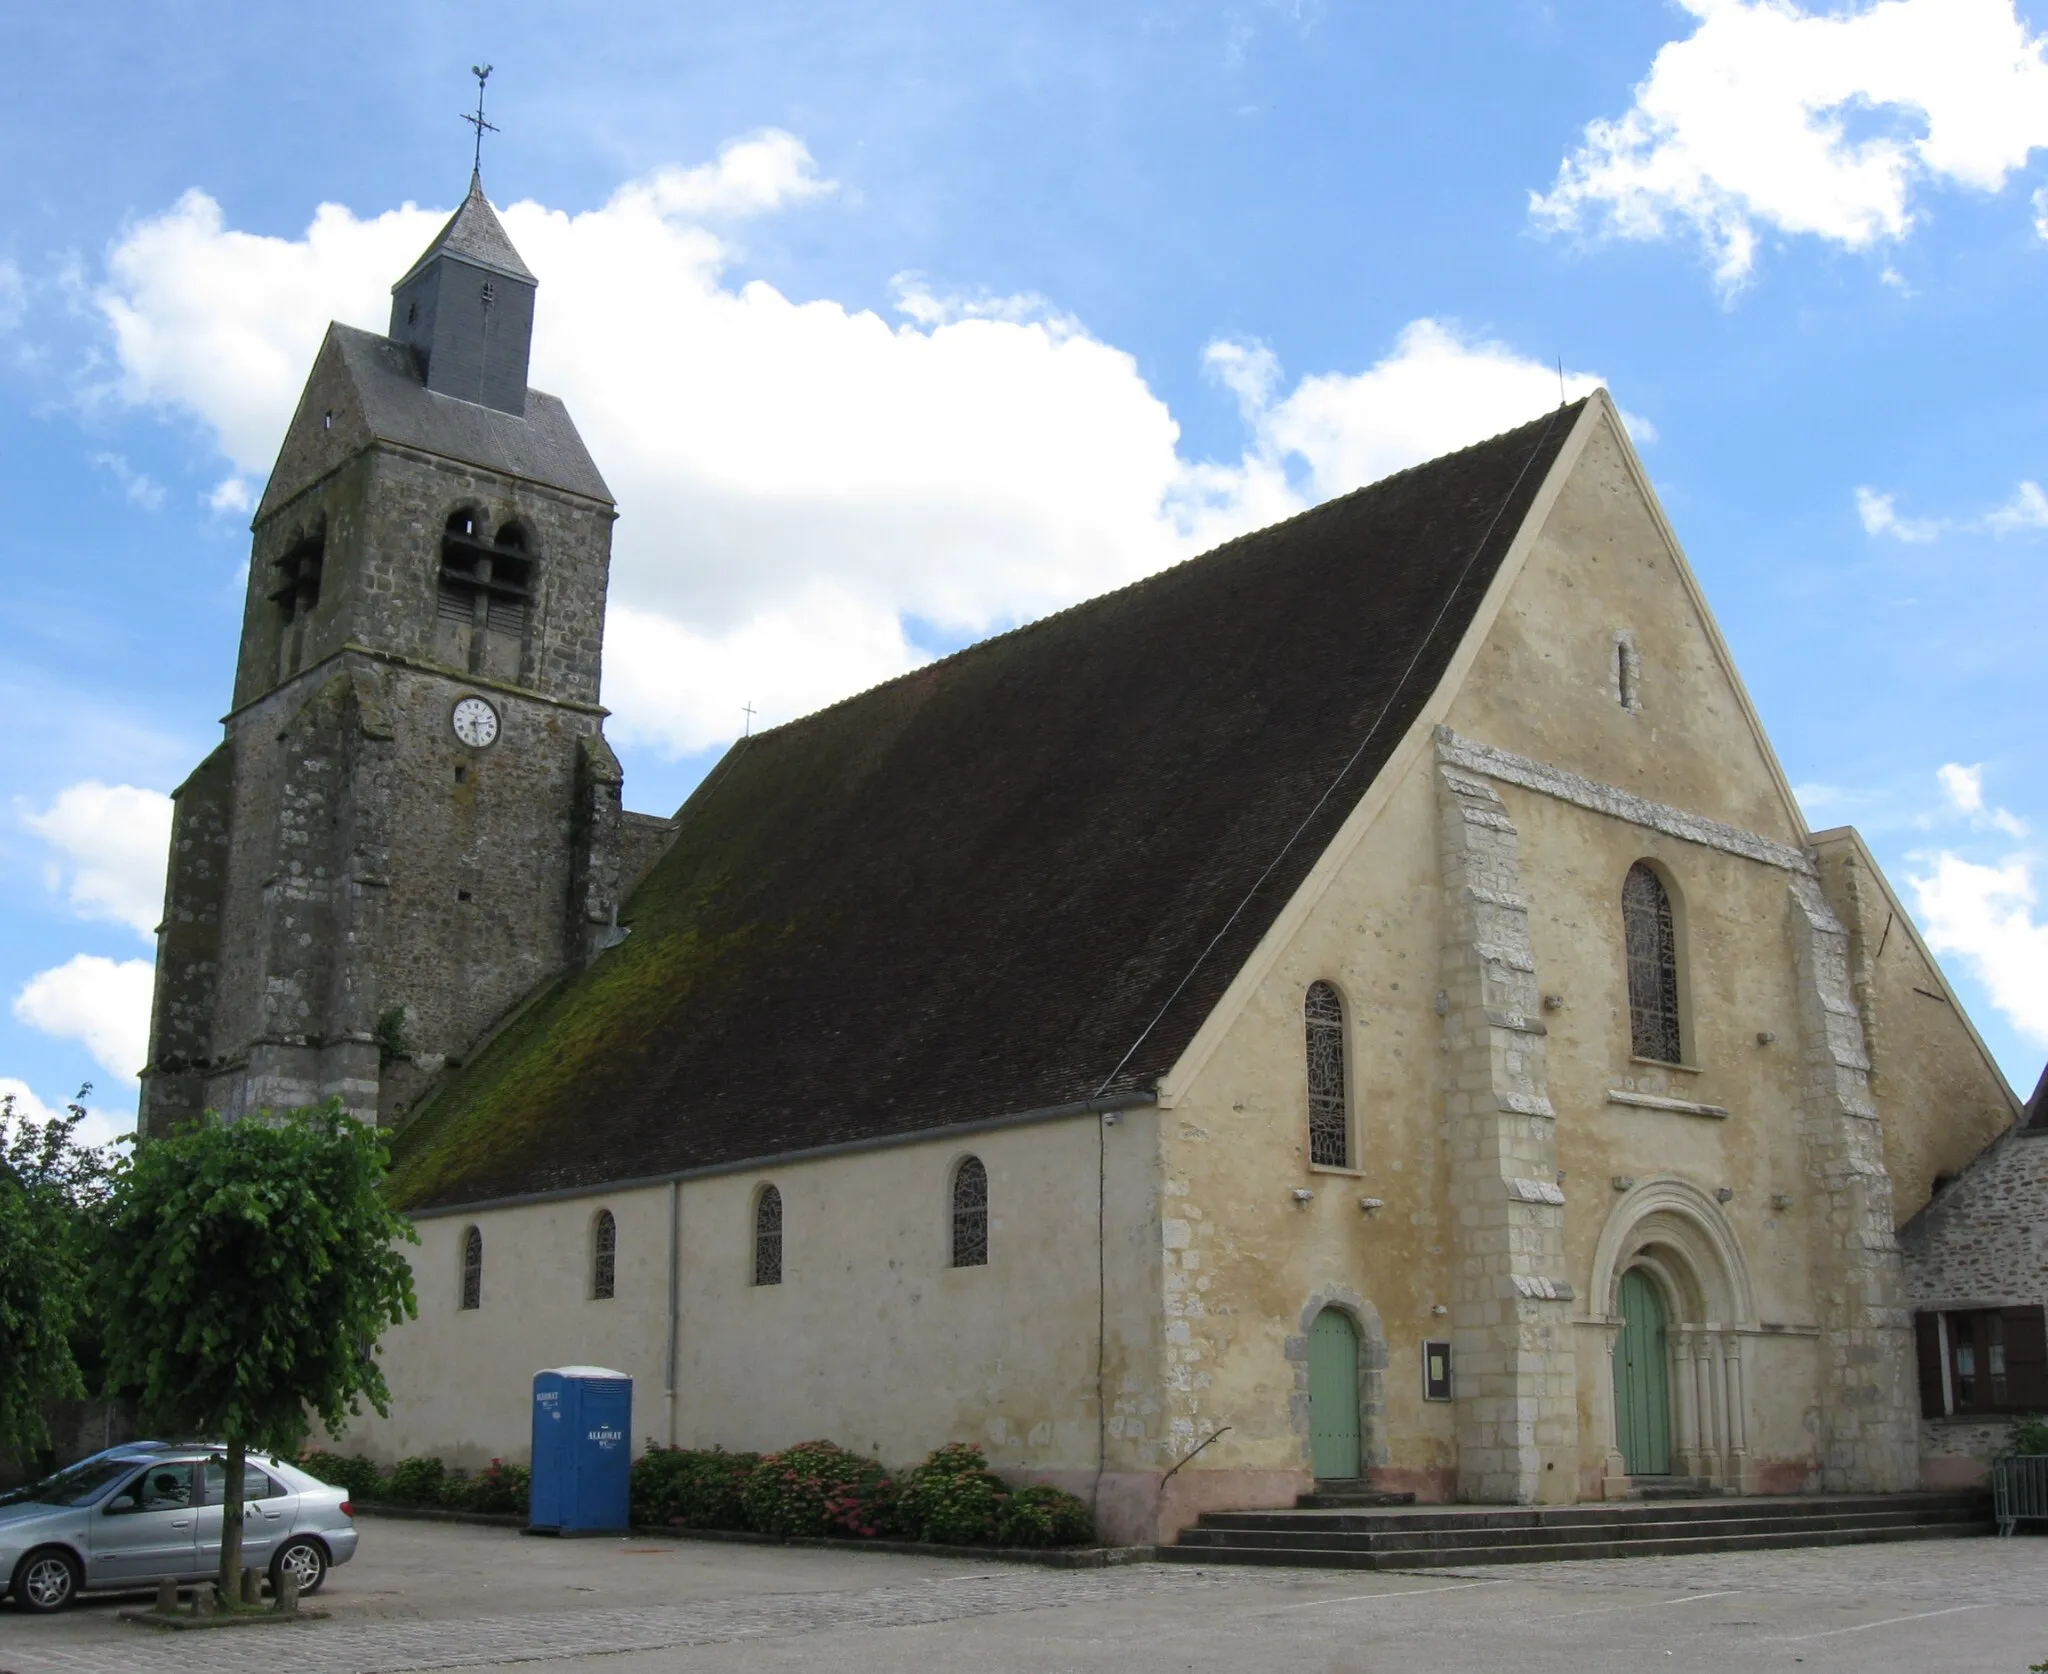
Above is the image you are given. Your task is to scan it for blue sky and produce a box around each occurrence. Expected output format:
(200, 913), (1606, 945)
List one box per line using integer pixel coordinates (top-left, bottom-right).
(3, 0), (2045, 1139)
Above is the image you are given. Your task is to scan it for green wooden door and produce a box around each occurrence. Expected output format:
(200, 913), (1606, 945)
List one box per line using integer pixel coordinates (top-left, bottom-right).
(1613, 1268), (1672, 1475)
(1307, 1309), (1361, 1479)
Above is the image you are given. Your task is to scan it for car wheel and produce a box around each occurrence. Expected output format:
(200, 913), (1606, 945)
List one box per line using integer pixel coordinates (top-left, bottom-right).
(11, 1547), (81, 1613)
(270, 1537), (327, 1597)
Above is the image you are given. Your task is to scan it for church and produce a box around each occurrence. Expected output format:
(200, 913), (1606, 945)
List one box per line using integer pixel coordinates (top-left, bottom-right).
(141, 172), (2024, 1546)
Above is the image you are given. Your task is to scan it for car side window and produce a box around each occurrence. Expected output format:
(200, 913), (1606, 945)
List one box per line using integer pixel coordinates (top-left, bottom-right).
(202, 1460), (283, 1504)
(109, 1462), (194, 1515)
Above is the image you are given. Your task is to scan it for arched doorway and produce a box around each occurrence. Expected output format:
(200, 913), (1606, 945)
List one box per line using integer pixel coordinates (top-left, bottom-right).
(1613, 1268), (1672, 1476)
(1307, 1308), (1361, 1479)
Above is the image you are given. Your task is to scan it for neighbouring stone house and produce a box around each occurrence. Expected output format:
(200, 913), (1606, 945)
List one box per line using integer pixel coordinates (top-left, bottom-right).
(1903, 1064), (2048, 1487)
(142, 170), (2024, 1546)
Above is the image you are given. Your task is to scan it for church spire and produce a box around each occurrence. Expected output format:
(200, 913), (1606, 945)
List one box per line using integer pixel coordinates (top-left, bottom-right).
(388, 129), (537, 416)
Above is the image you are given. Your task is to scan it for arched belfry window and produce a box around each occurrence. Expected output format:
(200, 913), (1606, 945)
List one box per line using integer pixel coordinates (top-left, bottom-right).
(951, 1157), (989, 1268)
(752, 1185), (783, 1287)
(460, 1225), (483, 1310)
(270, 518), (326, 679)
(437, 509), (535, 679)
(1305, 980), (1351, 1169)
(592, 1209), (616, 1301)
(1623, 862), (1683, 1064)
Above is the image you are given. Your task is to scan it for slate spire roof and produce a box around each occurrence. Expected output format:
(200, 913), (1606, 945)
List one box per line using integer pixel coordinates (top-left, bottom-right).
(393, 171), (535, 291)
(384, 402), (1585, 1212)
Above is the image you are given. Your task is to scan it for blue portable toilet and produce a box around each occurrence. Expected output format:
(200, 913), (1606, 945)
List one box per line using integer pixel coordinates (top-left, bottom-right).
(529, 1366), (633, 1532)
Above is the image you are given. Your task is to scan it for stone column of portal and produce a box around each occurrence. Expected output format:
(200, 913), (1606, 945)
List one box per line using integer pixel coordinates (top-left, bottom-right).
(1671, 1327), (1702, 1481)
(1435, 744), (1577, 1506)
(1721, 1337), (1751, 1493)
(1693, 1339), (1724, 1487)
(1788, 873), (1919, 1492)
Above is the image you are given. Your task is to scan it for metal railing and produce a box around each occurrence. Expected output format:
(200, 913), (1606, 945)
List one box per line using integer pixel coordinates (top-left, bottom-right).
(1992, 1455), (2048, 1536)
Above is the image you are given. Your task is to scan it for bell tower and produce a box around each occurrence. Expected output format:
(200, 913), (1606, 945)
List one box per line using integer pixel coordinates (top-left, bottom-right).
(141, 169), (632, 1134)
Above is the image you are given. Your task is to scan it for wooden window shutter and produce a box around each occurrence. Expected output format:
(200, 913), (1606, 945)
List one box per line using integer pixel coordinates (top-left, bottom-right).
(1915, 1312), (1947, 1417)
(2001, 1305), (2048, 1409)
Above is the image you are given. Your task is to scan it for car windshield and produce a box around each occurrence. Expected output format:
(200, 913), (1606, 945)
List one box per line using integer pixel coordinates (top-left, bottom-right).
(13, 1456), (147, 1507)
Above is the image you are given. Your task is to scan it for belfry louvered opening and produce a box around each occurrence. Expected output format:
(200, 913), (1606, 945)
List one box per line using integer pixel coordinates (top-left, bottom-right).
(438, 510), (534, 677)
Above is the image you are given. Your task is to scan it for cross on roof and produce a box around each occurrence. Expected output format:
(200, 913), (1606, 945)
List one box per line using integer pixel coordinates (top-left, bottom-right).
(462, 64), (500, 175)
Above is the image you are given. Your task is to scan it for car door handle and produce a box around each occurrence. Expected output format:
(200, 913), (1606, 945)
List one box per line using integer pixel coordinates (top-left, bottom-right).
(172, 1519), (192, 1528)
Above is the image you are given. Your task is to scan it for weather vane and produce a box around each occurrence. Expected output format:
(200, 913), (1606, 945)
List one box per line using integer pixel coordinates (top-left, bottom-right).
(462, 64), (499, 175)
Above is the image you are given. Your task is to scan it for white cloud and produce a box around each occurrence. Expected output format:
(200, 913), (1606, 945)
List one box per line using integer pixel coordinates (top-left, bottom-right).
(91, 451), (165, 512)
(1858, 477), (2048, 541)
(1938, 760), (2029, 838)
(1856, 485), (1941, 541)
(1535, 0), (2048, 291)
(0, 1077), (133, 1154)
(0, 259), (23, 332)
(13, 955), (155, 1086)
(1984, 479), (2048, 534)
(20, 781), (174, 941)
(1910, 851), (2048, 1045)
(207, 475), (252, 516)
(95, 139), (1628, 755)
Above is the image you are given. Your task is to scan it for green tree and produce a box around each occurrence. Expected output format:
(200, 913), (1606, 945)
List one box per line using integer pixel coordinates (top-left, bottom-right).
(94, 1102), (417, 1603)
(0, 1087), (109, 1471)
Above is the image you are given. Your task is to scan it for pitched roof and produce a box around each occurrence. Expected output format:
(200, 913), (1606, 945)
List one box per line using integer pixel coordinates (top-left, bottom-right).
(385, 402), (1584, 1211)
(394, 172), (535, 289)
(256, 325), (612, 519)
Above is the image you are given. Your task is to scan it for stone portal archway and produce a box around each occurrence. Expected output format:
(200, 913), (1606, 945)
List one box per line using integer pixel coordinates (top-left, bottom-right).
(1290, 1287), (1388, 1480)
(1589, 1180), (1757, 1496)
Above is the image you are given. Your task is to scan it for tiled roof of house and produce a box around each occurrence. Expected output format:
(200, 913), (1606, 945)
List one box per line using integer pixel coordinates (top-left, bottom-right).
(384, 401), (1583, 1210)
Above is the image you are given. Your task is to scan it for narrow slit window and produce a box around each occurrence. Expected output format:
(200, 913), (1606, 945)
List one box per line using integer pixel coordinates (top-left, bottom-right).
(592, 1209), (616, 1301)
(1623, 862), (1683, 1063)
(460, 1225), (483, 1310)
(753, 1185), (782, 1287)
(951, 1156), (989, 1268)
(1305, 980), (1350, 1168)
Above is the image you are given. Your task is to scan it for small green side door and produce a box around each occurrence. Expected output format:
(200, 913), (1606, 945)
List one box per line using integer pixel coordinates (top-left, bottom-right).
(1613, 1268), (1672, 1475)
(1307, 1308), (1361, 1479)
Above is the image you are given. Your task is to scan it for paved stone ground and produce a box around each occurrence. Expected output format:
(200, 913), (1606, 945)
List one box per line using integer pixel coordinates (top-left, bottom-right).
(3, 1520), (2043, 1673)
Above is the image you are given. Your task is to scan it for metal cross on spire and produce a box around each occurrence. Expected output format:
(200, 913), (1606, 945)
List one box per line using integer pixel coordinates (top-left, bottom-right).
(462, 64), (499, 176)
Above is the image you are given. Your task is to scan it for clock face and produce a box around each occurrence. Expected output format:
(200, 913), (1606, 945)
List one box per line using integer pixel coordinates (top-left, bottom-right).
(451, 696), (500, 749)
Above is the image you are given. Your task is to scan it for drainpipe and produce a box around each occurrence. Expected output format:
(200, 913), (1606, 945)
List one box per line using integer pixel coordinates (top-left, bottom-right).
(664, 1179), (681, 1447)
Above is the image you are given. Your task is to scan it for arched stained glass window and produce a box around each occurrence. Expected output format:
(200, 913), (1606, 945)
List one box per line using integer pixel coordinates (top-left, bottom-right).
(951, 1157), (989, 1268)
(460, 1225), (483, 1310)
(1623, 862), (1683, 1064)
(1305, 980), (1350, 1168)
(592, 1209), (616, 1301)
(753, 1185), (783, 1287)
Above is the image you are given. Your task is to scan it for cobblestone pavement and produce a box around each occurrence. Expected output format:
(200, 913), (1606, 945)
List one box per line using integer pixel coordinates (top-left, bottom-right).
(2, 1528), (2043, 1674)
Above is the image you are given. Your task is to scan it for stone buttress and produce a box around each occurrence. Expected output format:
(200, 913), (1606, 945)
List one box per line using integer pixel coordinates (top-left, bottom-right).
(1434, 738), (1577, 1503)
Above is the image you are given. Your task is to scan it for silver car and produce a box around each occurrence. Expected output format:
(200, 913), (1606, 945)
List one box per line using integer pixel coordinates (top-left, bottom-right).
(0, 1446), (359, 1612)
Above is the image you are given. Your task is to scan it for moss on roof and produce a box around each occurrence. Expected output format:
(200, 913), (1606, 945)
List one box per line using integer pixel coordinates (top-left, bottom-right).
(385, 403), (1582, 1211)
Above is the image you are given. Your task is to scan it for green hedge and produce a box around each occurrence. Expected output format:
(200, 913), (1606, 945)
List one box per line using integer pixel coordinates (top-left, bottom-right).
(297, 1449), (531, 1517)
(302, 1439), (1093, 1548)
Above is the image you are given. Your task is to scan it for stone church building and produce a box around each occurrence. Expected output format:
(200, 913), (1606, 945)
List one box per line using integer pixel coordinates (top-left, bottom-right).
(142, 176), (2024, 1544)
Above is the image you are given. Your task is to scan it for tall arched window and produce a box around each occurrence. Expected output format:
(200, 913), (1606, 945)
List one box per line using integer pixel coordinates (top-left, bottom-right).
(1305, 980), (1350, 1168)
(460, 1225), (483, 1310)
(1623, 862), (1683, 1064)
(951, 1157), (989, 1268)
(592, 1209), (617, 1301)
(752, 1185), (783, 1287)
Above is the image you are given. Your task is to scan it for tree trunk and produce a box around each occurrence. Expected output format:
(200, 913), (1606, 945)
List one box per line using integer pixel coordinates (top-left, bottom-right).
(217, 1438), (246, 1604)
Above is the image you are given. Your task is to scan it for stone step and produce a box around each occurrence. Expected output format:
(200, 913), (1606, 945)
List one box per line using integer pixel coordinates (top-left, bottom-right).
(1297, 1484), (1420, 1509)
(1158, 1517), (1996, 1570)
(1190, 1491), (1984, 1537)
(1173, 1507), (1986, 1555)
